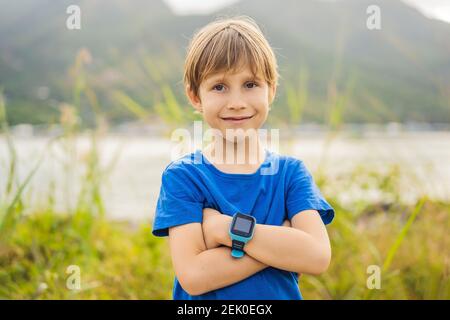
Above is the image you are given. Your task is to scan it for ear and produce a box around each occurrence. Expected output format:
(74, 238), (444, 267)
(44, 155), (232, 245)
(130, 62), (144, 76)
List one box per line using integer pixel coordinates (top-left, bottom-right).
(185, 85), (202, 113)
(268, 84), (277, 105)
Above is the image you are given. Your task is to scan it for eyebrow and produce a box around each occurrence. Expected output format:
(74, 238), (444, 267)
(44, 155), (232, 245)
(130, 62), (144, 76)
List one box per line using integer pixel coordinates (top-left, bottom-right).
(205, 73), (262, 84)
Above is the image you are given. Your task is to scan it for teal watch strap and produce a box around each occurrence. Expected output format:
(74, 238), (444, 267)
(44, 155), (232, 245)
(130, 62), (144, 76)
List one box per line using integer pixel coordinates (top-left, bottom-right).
(231, 239), (246, 258)
(231, 250), (244, 258)
(231, 238), (246, 258)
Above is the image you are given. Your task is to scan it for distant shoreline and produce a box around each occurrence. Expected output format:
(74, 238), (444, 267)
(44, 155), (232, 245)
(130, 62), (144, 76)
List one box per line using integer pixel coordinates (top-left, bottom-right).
(4, 121), (450, 139)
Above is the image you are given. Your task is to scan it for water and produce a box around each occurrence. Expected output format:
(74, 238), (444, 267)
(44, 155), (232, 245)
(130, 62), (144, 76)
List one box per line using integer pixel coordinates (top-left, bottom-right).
(1, 131), (449, 222)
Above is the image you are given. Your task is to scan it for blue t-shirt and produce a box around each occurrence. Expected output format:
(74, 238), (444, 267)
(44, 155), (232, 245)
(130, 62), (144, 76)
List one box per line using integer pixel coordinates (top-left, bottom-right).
(152, 149), (335, 300)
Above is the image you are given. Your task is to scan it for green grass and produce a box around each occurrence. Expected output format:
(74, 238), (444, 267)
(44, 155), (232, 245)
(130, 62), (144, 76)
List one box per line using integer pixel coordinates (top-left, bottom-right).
(0, 135), (448, 299)
(1, 51), (449, 299)
(0, 184), (448, 299)
(301, 197), (449, 299)
(0, 211), (173, 299)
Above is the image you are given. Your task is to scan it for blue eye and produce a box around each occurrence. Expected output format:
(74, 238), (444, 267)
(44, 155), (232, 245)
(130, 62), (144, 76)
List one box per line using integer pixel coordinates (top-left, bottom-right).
(213, 84), (225, 91)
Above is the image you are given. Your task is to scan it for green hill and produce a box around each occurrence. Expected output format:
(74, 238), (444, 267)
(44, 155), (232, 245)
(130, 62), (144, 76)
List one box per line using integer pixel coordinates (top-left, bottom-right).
(0, 0), (449, 126)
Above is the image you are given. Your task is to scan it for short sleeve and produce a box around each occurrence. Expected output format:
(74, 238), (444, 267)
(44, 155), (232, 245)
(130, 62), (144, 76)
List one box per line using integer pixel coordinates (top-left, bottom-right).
(152, 166), (204, 237)
(286, 160), (335, 225)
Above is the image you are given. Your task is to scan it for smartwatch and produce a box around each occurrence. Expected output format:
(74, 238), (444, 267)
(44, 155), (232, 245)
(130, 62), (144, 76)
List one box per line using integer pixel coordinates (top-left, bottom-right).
(229, 212), (256, 258)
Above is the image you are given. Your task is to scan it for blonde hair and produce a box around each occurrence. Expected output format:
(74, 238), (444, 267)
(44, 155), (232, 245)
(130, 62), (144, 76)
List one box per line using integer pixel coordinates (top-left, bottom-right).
(183, 16), (279, 99)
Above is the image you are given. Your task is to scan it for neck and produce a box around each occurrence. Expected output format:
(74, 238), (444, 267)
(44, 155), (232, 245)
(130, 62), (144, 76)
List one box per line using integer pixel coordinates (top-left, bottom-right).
(205, 132), (266, 166)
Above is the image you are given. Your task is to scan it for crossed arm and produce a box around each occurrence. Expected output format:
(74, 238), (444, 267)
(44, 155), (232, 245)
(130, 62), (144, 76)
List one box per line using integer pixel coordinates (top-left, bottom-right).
(168, 208), (331, 296)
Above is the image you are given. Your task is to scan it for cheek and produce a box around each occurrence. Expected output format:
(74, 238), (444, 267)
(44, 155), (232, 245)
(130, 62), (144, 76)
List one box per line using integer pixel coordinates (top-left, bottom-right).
(255, 109), (269, 127)
(203, 110), (218, 124)
(253, 95), (270, 115)
(199, 93), (221, 116)
(202, 103), (222, 126)
(251, 88), (270, 107)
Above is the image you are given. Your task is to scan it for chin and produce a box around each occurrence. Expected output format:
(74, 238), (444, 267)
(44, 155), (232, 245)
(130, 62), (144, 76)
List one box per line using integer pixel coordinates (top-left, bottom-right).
(222, 127), (261, 143)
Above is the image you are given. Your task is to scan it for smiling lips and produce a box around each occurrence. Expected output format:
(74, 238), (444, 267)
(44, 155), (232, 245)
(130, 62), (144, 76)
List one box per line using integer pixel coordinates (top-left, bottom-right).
(221, 115), (254, 123)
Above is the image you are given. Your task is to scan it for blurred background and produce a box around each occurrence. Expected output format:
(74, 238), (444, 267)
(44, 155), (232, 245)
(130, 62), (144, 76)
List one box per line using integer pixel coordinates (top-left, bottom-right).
(0, 0), (449, 299)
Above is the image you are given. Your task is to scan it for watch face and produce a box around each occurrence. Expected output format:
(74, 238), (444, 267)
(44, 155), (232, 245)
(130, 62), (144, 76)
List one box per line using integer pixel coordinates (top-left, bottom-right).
(231, 213), (255, 237)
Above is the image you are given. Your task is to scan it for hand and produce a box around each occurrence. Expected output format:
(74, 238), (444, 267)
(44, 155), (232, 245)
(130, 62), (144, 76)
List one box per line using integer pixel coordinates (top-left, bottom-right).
(202, 208), (223, 250)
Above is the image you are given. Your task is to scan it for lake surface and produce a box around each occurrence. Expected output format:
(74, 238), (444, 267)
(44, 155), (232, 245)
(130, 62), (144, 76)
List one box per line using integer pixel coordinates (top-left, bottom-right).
(1, 131), (449, 222)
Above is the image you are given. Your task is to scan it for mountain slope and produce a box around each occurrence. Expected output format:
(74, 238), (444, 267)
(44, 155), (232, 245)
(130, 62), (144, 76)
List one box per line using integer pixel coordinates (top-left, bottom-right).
(0, 0), (449, 125)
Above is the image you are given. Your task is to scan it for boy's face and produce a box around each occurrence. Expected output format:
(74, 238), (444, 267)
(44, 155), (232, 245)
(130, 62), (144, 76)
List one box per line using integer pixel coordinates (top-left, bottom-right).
(187, 65), (276, 140)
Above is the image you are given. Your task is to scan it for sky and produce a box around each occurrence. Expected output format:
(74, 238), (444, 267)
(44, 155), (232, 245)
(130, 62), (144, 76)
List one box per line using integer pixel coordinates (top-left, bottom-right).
(403, 0), (450, 23)
(163, 0), (450, 24)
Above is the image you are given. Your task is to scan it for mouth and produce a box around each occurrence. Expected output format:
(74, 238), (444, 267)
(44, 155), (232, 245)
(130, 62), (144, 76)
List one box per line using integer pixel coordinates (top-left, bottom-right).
(220, 115), (254, 124)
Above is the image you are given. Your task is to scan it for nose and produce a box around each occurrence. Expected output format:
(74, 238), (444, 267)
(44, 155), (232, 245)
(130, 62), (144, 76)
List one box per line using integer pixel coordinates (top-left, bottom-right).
(226, 93), (247, 110)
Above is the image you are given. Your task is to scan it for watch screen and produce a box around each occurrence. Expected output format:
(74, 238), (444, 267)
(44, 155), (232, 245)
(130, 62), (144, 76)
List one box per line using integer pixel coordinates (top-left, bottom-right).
(234, 217), (252, 233)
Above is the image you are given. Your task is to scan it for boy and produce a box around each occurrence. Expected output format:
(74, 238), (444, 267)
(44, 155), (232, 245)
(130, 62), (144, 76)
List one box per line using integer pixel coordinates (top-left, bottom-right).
(152, 16), (335, 300)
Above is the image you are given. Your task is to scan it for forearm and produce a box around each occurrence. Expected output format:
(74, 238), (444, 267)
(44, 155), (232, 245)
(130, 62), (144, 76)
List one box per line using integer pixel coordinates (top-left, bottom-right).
(220, 224), (330, 275)
(189, 246), (268, 295)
